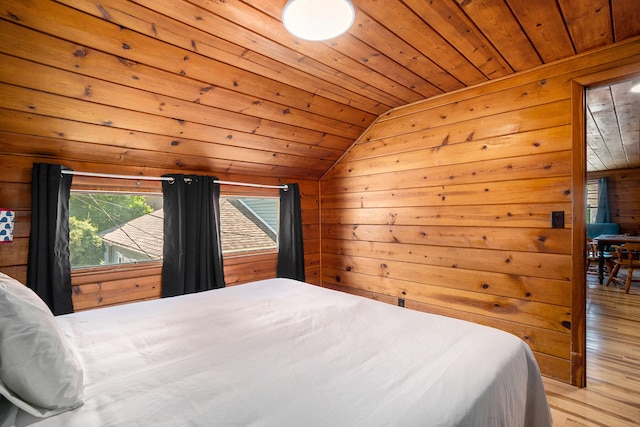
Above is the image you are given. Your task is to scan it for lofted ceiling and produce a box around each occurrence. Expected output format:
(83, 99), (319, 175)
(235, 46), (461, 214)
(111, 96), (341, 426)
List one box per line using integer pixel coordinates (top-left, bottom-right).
(3, 0), (640, 179)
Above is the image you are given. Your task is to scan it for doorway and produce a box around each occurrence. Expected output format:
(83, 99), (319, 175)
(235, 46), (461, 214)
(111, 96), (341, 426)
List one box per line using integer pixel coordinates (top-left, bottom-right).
(572, 65), (640, 387)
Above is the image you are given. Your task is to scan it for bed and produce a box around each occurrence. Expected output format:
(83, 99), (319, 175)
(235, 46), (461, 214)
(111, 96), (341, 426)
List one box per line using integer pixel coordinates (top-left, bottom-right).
(0, 273), (552, 426)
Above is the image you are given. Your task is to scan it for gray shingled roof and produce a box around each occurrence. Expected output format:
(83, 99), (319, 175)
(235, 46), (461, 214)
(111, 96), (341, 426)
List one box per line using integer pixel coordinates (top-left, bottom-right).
(100, 199), (277, 258)
(220, 199), (278, 253)
(99, 209), (164, 259)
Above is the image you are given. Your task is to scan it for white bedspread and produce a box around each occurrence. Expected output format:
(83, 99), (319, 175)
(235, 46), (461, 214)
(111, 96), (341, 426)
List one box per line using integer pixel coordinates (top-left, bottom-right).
(2, 278), (551, 426)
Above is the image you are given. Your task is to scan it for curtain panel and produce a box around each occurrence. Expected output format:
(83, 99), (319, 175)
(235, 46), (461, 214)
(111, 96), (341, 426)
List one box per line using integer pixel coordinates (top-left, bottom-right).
(595, 177), (611, 223)
(26, 163), (74, 315)
(277, 183), (305, 281)
(161, 175), (225, 297)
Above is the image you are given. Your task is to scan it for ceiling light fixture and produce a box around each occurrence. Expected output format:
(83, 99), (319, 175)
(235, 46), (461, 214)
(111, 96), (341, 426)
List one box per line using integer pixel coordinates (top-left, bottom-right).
(630, 82), (640, 93)
(282, 0), (355, 41)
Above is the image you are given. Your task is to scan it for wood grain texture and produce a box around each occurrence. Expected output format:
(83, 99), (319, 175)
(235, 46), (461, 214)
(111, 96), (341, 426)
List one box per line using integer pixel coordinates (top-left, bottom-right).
(557, 0), (614, 52)
(0, 0), (639, 386)
(0, 155), (321, 309)
(0, 0), (638, 182)
(543, 275), (640, 426)
(320, 43), (640, 384)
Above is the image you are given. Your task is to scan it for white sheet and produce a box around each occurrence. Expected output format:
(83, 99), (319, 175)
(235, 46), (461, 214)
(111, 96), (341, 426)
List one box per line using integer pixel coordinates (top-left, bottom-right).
(1, 278), (551, 426)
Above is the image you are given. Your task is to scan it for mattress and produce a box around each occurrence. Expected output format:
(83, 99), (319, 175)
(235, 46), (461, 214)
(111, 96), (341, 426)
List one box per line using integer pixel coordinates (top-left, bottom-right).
(1, 278), (552, 426)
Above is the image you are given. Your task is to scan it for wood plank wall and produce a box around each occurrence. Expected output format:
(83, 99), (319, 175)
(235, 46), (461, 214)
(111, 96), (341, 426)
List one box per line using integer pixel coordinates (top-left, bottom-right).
(320, 39), (640, 384)
(0, 159), (320, 311)
(1, 0), (638, 386)
(588, 168), (640, 235)
(0, 0), (323, 310)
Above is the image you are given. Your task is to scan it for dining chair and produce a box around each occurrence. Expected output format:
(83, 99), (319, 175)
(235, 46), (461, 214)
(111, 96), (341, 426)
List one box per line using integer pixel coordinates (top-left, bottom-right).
(605, 243), (640, 293)
(586, 238), (614, 275)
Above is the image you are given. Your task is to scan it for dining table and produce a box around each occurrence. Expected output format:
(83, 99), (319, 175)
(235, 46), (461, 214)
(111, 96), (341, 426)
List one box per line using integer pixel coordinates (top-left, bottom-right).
(593, 234), (640, 284)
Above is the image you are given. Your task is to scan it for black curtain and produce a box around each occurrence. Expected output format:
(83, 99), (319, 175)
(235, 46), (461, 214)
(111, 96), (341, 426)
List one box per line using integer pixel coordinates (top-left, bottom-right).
(161, 175), (225, 297)
(26, 163), (74, 315)
(277, 183), (305, 281)
(595, 177), (611, 223)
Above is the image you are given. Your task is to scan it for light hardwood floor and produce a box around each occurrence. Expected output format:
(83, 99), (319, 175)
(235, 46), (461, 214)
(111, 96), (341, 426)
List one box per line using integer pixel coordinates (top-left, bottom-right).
(542, 272), (640, 426)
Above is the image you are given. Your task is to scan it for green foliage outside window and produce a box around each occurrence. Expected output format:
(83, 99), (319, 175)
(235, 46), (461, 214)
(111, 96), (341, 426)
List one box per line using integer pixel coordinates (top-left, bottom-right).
(70, 194), (153, 230)
(69, 194), (154, 268)
(68, 192), (279, 268)
(68, 216), (104, 267)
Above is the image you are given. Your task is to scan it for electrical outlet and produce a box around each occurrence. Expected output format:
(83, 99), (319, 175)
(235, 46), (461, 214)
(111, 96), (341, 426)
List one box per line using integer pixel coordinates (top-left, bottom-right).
(551, 211), (564, 228)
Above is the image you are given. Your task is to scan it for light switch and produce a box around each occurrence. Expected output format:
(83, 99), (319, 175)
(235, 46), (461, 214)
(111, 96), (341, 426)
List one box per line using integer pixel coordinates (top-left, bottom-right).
(551, 211), (564, 228)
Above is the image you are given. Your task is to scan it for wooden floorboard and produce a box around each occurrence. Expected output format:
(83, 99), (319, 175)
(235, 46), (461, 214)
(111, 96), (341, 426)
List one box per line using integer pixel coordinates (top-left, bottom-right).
(542, 272), (640, 426)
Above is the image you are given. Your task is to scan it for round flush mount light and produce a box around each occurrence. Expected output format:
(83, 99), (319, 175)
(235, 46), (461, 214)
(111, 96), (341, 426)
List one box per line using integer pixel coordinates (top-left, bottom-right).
(282, 0), (355, 41)
(630, 82), (640, 93)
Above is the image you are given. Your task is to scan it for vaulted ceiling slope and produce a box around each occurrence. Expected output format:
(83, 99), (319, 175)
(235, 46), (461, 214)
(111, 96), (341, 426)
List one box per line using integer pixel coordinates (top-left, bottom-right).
(2, 0), (639, 179)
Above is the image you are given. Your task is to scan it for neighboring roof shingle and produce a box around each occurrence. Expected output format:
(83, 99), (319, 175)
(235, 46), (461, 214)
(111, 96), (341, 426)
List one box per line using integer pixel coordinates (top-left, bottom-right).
(100, 199), (277, 258)
(99, 209), (164, 258)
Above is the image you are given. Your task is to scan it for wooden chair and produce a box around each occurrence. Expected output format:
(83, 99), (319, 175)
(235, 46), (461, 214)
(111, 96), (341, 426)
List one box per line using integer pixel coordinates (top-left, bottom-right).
(585, 238), (614, 275)
(605, 243), (640, 293)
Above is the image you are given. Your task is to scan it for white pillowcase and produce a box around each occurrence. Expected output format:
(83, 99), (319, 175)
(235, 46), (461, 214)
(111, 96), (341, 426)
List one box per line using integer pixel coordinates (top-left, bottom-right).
(0, 272), (84, 417)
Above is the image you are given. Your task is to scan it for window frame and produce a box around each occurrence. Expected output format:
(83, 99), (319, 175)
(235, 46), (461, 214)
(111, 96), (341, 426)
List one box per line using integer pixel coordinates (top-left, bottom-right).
(68, 189), (164, 270)
(68, 178), (282, 272)
(218, 194), (280, 258)
(586, 178), (599, 224)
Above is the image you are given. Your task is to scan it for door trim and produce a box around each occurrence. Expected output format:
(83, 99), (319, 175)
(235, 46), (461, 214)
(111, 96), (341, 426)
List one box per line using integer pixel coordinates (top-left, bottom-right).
(570, 62), (640, 387)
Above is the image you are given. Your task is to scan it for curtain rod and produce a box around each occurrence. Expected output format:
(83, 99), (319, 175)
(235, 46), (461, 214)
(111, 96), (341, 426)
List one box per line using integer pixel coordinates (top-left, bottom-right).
(60, 170), (288, 190)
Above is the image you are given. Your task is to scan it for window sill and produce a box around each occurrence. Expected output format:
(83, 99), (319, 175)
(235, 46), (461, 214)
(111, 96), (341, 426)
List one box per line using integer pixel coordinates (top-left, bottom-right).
(71, 261), (163, 279)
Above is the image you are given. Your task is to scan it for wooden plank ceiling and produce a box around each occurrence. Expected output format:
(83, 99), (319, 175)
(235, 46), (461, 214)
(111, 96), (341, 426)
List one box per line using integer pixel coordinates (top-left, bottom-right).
(586, 79), (640, 172)
(3, 0), (640, 179)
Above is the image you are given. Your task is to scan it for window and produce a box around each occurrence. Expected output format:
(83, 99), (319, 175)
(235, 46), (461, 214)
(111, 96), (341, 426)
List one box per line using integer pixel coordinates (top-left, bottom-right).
(586, 179), (599, 224)
(219, 196), (279, 254)
(69, 192), (163, 269)
(68, 192), (279, 269)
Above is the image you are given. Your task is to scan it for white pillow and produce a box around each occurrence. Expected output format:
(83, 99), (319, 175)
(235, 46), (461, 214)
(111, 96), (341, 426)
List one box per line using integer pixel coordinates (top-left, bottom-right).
(0, 272), (84, 417)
